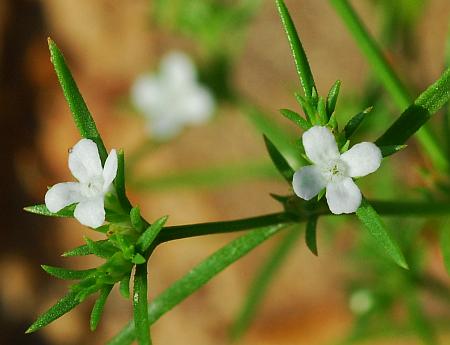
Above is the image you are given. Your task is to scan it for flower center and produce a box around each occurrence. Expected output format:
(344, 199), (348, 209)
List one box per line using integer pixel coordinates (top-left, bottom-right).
(322, 159), (348, 182)
(80, 176), (104, 199)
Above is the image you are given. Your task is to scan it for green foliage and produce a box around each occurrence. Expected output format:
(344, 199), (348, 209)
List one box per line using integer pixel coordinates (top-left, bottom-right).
(356, 199), (407, 269)
(230, 226), (301, 340)
(305, 216), (318, 256)
(275, 0), (316, 99)
(263, 135), (295, 183)
(133, 264), (151, 345)
(107, 224), (286, 345)
(41, 265), (96, 280)
(376, 68), (450, 147)
(24, 204), (74, 218)
(344, 107), (373, 139)
(136, 216), (168, 253)
(90, 285), (113, 331)
(326, 80), (341, 117)
(279, 108), (311, 130)
(48, 39), (108, 161)
(26, 291), (83, 333)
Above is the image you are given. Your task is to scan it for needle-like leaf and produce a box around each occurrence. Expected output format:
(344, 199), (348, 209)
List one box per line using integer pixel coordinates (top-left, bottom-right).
(107, 224), (286, 345)
(263, 135), (295, 183)
(41, 265), (96, 280)
(275, 0), (316, 98)
(356, 198), (408, 269)
(48, 38), (108, 162)
(90, 285), (113, 331)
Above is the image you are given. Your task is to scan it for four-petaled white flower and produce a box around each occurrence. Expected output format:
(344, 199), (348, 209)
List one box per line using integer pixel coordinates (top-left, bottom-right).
(45, 139), (118, 228)
(131, 51), (215, 140)
(292, 126), (382, 214)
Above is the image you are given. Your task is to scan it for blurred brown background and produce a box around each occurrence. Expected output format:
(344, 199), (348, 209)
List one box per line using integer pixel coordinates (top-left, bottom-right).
(0, 0), (449, 344)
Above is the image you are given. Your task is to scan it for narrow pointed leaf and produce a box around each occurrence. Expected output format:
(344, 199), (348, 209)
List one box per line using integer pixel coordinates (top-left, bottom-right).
(263, 135), (295, 183)
(42, 265), (96, 280)
(244, 103), (302, 167)
(326, 80), (341, 116)
(90, 285), (113, 331)
(115, 150), (132, 213)
(295, 92), (316, 123)
(344, 107), (372, 139)
(130, 207), (145, 233)
(107, 224), (286, 345)
(305, 216), (318, 256)
(48, 38), (107, 161)
(85, 237), (117, 259)
(230, 226), (301, 340)
(24, 204), (74, 218)
(137, 216), (169, 253)
(133, 264), (151, 345)
(317, 97), (328, 124)
(275, 0), (315, 98)
(376, 68), (450, 147)
(62, 240), (116, 258)
(379, 145), (407, 158)
(356, 198), (408, 269)
(279, 109), (310, 130)
(26, 291), (82, 333)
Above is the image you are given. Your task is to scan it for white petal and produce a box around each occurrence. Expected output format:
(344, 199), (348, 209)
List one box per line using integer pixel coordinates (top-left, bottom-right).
(68, 139), (102, 183)
(160, 52), (196, 86)
(302, 126), (340, 165)
(74, 198), (105, 228)
(340, 142), (382, 177)
(181, 86), (215, 124)
(45, 182), (82, 213)
(130, 75), (163, 113)
(292, 165), (327, 200)
(103, 149), (118, 191)
(326, 177), (362, 214)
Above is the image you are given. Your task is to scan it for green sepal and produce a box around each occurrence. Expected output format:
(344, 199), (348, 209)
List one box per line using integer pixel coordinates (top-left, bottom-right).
(48, 38), (108, 162)
(26, 290), (82, 333)
(24, 204), (75, 218)
(279, 109), (311, 130)
(41, 265), (96, 280)
(326, 80), (341, 117)
(340, 139), (350, 153)
(305, 216), (318, 256)
(137, 215), (169, 253)
(379, 144), (407, 157)
(356, 198), (408, 269)
(130, 207), (145, 233)
(263, 135), (295, 183)
(327, 113), (339, 131)
(90, 284), (113, 331)
(344, 106), (373, 139)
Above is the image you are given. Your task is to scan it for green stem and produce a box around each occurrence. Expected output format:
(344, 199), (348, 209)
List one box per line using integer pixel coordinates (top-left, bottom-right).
(329, 0), (447, 171)
(153, 200), (450, 244)
(133, 264), (152, 345)
(156, 212), (294, 243)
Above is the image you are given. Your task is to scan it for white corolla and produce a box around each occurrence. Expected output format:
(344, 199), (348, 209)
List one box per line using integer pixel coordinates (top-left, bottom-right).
(292, 126), (382, 214)
(131, 51), (215, 140)
(45, 139), (118, 228)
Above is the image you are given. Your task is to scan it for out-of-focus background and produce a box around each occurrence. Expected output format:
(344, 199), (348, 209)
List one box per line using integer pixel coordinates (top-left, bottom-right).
(1, 0), (450, 344)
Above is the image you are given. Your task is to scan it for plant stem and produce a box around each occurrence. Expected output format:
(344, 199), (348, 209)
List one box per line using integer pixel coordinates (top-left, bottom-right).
(154, 200), (450, 243)
(133, 264), (152, 345)
(329, 0), (447, 172)
(156, 212), (294, 243)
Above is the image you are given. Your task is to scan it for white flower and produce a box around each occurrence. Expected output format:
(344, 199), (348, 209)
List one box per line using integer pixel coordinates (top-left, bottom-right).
(292, 126), (382, 214)
(130, 51), (215, 140)
(45, 139), (118, 228)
